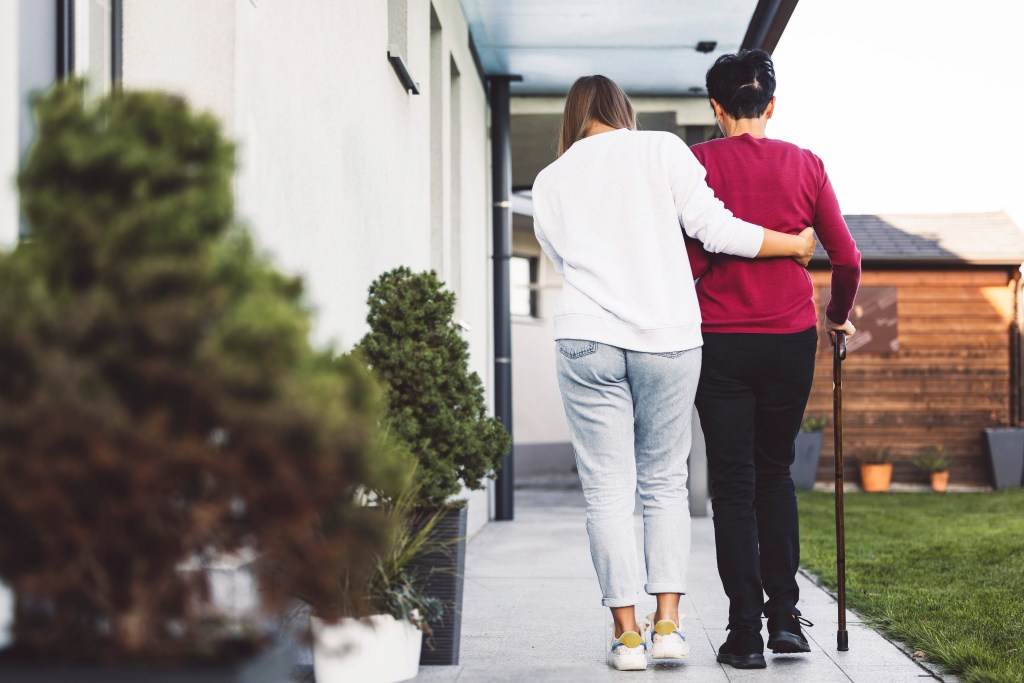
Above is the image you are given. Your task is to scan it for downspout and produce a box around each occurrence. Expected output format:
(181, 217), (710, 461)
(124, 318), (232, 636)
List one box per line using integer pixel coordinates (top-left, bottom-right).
(1012, 268), (1023, 426)
(488, 75), (520, 521)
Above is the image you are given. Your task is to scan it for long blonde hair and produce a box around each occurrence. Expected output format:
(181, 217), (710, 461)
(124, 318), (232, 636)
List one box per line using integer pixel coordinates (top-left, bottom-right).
(558, 75), (637, 156)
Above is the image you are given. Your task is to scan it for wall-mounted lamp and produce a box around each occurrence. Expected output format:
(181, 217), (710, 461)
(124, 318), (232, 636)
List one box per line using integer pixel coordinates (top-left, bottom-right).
(388, 46), (420, 95)
(696, 41), (717, 53)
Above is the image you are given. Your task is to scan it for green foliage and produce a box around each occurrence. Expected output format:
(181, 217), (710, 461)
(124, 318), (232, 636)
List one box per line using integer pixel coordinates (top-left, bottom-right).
(858, 446), (894, 465)
(798, 490), (1024, 682)
(800, 413), (829, 432)
(358, 267), (511, 508)
(363, 467), (445, 632)
(0, 82), (403, 660)
(914, 445), (950, 473)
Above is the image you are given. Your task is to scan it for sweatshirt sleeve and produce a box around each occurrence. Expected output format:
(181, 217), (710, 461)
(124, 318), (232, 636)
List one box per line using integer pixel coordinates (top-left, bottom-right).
(663, 135), (764, 258)
(813, 162), (862, 323)
(531, 177), (564, 275)
(534, 216), (563, 276)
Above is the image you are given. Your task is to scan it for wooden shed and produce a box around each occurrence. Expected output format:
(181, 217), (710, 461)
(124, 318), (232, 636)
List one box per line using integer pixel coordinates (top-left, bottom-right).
(807, 213), (1024, 488)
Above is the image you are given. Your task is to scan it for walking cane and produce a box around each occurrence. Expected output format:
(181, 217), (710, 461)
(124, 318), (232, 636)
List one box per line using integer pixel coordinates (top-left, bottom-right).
(833, 330), (849, 651)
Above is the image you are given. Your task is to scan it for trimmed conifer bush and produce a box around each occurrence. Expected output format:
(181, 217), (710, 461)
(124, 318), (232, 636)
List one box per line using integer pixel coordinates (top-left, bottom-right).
(358, 267), (510, 509)
(0, 82), (403, 661)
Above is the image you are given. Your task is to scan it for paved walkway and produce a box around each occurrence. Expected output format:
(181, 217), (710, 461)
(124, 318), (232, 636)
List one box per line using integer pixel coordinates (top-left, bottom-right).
(417, 488), (947, 683)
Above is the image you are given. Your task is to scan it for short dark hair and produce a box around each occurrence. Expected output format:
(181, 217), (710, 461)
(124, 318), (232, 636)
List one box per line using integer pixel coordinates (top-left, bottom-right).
(705, 49), (776, 119)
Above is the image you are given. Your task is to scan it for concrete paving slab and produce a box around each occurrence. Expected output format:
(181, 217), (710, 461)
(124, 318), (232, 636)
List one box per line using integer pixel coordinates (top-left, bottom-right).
(413, 489), (943, 682)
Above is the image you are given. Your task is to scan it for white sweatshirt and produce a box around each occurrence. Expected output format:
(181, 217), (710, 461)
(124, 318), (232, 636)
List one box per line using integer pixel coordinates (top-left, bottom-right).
(532, 129), (764, 353)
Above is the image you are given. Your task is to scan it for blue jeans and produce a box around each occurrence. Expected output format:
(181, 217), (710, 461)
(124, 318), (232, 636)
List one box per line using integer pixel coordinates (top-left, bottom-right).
(555, 340), (701, 607)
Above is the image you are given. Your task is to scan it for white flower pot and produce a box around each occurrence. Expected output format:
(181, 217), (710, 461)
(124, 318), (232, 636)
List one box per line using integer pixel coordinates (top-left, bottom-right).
(311, 614), (422, 683)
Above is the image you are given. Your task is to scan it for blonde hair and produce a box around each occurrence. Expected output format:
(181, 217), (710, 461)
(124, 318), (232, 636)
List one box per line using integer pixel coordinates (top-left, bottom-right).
(558, 75), (637, 156)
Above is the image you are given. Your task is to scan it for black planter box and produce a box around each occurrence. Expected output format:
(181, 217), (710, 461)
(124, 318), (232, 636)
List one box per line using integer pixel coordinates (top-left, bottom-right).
(791, 432), (824, 490)
(0, 643), (292, 683)
(984, 428), (1024, 490)
(409, 505), (467, 666)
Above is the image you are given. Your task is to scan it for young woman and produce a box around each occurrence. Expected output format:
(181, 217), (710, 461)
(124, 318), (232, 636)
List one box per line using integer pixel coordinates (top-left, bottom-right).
(687, 50), (861, 670)
(531, 75), (817, 671)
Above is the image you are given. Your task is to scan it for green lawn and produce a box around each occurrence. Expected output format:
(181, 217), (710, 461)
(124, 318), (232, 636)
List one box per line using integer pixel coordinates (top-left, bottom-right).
(797, 490), (1024, 683)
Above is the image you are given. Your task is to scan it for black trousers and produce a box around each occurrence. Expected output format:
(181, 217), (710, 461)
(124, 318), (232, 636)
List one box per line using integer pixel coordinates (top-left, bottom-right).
(695, 327), (818, 633)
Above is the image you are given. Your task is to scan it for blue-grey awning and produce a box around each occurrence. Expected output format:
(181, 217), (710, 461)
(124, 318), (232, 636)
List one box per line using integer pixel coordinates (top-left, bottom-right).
(460, 0), (797, 95)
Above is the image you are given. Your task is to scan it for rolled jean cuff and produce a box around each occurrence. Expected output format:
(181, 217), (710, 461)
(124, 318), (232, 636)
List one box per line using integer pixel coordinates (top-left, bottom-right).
(645, 582), (687, 596)
(602, 593), (640, 608)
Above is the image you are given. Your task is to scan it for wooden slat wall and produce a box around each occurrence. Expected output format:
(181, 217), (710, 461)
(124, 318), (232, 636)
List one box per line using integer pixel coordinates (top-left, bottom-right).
(807, 268), (1016, 487)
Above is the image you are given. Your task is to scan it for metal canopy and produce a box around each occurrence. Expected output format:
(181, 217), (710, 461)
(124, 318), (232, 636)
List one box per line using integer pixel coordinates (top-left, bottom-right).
(461, 0), (779, 96)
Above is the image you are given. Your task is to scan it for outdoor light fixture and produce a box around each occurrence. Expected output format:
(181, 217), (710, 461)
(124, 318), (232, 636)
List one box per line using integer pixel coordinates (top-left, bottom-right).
(696, 41), (717, 53)
(387, 47), (420, 95)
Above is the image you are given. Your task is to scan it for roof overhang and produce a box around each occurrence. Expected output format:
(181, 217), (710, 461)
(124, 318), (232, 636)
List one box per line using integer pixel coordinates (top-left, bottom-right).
(460, 0), (800, 96)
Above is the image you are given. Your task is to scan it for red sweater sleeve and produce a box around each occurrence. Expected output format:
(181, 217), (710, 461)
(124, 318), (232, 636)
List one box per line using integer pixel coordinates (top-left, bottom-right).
(813, 164), (862, 323)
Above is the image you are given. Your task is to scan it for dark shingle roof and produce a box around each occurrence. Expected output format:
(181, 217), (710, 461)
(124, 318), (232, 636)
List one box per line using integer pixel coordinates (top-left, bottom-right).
(811, 212), (1024, 266)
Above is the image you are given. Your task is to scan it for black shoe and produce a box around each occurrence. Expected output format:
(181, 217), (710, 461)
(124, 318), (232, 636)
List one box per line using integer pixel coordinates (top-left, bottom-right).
(767, 611), (813, 654)
(717, 629), (767, 669)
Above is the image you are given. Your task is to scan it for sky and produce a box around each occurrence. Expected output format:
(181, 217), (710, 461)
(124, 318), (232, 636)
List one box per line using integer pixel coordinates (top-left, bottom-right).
(768, 1), (1024, 228)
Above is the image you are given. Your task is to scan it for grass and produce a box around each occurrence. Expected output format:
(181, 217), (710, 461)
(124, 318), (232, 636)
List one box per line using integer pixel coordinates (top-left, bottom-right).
(797, 490), (1024, 683)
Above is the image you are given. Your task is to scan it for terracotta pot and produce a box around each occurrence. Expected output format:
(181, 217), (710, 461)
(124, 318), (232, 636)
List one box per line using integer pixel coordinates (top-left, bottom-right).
(860, 463), (893, 492)
(930, 470), (949, 493)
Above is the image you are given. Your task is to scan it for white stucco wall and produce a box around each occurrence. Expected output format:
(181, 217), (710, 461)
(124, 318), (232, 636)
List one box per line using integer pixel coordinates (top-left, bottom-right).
(122, 0), (496, 531)
(122, 1), (237, 136)
(0, 0), (19, 249)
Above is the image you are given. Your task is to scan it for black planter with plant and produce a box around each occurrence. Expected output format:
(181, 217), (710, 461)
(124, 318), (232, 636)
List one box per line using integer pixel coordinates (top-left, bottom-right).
(791, 413), (828, 489)
(983, 428), (1024, 490)
(0, 82), (400, 680)
(359, 267), (511, 665)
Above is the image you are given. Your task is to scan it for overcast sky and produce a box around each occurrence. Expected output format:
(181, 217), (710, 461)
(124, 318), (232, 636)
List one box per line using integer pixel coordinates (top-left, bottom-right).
(768, 1), (1024, 228)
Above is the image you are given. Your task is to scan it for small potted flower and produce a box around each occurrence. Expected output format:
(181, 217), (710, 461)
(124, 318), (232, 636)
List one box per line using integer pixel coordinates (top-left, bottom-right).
(858, 447), (894, 493)
(792, 413), (829, 489)
(914, 446), (951, 493)
(306, 465), (444, 683)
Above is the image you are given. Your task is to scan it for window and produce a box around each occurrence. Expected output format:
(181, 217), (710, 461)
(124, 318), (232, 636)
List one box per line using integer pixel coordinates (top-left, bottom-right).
(510, 256), (539, 318)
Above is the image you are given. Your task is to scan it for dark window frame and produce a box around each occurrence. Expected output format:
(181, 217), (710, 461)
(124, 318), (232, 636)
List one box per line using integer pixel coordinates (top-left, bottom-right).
(510, 254), (540, 319)
(55, 0), (123, 85)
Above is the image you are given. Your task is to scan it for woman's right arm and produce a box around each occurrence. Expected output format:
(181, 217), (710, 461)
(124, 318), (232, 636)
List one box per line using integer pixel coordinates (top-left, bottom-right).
(665, 135), (814, 262)
(813, 166), (862, 328)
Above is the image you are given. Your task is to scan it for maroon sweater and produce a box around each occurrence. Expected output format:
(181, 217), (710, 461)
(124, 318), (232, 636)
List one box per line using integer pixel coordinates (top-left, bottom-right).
(687, 134), (861, 333)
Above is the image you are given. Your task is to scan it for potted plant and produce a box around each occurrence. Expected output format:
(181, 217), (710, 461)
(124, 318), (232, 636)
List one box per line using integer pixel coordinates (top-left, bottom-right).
(0, 82), (397, 680)
(308, 461), (444, 683)
(914, 446), (951, 493)
(983, 426), (1024, 490)
(859, 447), (894, 493)
(791, 413), (829, 489)
(358, 267), (511, 665)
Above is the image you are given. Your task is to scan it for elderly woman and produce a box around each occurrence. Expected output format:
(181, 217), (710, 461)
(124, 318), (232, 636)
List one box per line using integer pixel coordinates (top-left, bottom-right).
(531, 74), (816, 671)
(687, 50), (862, 669)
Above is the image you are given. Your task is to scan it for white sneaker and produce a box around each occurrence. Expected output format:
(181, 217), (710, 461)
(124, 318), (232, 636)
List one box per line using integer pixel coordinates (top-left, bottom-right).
(607, 629), (648, 671)
(643, 613), (690, 659)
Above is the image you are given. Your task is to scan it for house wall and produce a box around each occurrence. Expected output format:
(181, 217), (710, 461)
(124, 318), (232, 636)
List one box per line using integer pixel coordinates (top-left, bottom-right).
(808, 268), (1015, 487)
(1, 0), (60, 249)
(0, 0), (19, 249)
(122, 0), (496, 531)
